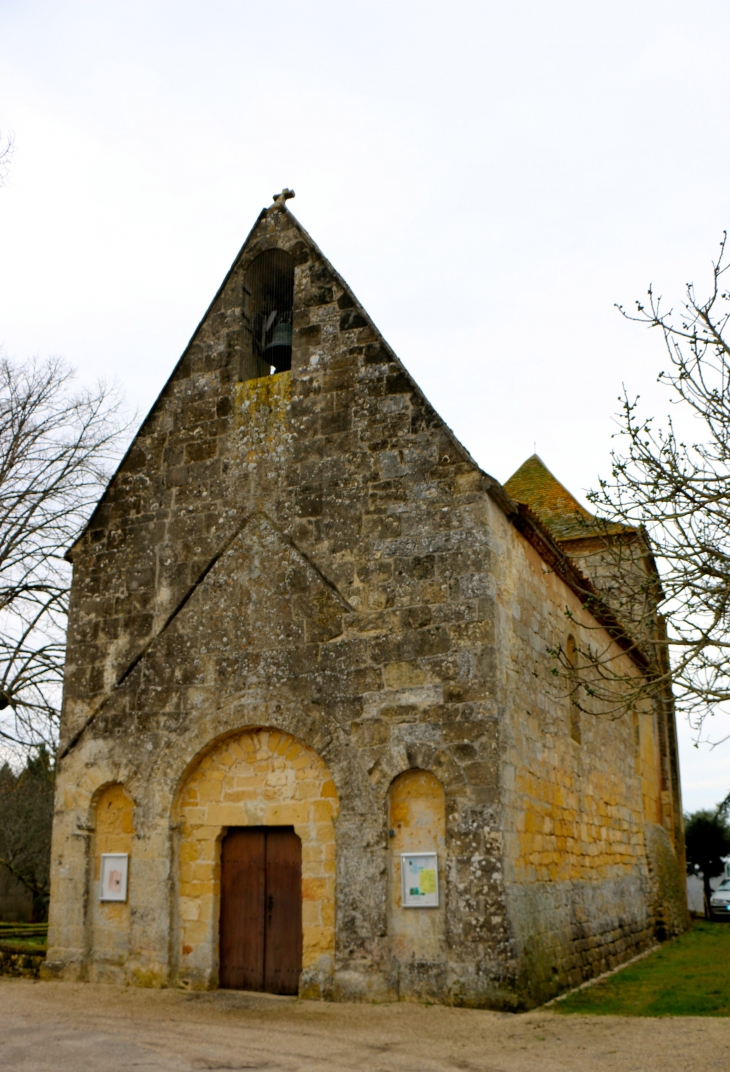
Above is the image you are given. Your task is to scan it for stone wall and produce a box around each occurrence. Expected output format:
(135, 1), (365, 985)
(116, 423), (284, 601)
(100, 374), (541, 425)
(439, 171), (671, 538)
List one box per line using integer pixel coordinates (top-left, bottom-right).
(495, 515), (686, 1005)
(0, 944), (45, 978)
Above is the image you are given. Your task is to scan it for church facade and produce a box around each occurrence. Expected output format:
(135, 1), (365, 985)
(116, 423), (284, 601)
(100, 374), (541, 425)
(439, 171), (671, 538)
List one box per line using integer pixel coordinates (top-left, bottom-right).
(45, 195), (688, 1007)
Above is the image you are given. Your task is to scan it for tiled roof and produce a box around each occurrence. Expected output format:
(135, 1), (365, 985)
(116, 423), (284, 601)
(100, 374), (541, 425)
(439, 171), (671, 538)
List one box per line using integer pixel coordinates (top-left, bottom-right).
(503, 454), (627, 541)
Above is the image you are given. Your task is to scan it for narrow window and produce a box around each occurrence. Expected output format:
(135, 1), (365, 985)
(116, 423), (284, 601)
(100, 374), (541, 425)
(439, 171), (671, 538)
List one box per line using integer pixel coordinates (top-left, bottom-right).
(244, 249), (294, 376)
(566, 634), (582, 744)
(632, 711), (641, 774)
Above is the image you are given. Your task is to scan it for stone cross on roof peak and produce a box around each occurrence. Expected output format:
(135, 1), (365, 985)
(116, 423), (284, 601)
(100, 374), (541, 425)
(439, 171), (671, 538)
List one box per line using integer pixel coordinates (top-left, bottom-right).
(271, 188), (295, 209)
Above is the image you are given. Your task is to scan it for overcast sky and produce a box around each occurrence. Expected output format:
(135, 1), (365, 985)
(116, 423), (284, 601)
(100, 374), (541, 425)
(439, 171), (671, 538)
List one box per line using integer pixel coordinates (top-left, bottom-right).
(2, 0), (729, 809)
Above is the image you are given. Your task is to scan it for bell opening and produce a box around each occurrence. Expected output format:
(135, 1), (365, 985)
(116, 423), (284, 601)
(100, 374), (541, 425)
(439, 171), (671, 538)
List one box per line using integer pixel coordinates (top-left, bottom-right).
(246, 249), (294, 374)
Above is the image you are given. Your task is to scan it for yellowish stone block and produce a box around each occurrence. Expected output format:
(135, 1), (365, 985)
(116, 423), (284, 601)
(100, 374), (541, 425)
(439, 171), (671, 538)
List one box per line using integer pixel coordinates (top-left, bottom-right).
(302, 900), (322, 926)
(264, 802), (310, 825)
(302, 877), (327, 901)
(302, 926), (334, 958)
(296, 780), (320, 801)
(205, 804), (249, 827)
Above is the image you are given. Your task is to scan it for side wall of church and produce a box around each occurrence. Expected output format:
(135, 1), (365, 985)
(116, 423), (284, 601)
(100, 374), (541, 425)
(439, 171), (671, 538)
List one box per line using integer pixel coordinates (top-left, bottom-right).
(492, 508), (688, 1006)
(563, 534), (686, 877)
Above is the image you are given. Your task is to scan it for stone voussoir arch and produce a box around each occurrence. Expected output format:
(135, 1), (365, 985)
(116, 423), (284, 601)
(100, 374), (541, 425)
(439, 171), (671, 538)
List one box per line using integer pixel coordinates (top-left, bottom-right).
(154, 701), (372, 825)
(372, 744), (467, 810)
(170, 723), (351, 993)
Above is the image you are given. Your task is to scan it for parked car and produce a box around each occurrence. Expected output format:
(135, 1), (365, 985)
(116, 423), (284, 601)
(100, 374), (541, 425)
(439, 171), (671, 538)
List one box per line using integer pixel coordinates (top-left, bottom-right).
(709, 877), (730, 919)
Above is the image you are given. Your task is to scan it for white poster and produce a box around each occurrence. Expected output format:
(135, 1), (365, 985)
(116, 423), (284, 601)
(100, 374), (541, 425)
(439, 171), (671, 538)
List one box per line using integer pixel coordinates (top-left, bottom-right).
(99, 853), (129, 902)
(401, 852), (439, 908)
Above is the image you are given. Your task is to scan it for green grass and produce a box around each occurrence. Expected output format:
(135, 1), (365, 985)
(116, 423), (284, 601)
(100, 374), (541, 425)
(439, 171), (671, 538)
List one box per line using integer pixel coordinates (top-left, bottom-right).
(554, 921), (730, 1016)
(0, 939), (47, 954)
(0, 922), (48, 952)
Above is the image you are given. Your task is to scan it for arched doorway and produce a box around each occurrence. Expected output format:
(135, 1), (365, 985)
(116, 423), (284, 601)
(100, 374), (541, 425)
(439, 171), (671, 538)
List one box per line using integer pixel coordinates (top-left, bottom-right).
(175, 728), (339, 994)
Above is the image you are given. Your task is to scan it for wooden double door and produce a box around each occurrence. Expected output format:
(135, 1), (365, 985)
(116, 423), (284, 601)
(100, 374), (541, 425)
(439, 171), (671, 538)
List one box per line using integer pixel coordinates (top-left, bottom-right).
(219, 826), (302, 994)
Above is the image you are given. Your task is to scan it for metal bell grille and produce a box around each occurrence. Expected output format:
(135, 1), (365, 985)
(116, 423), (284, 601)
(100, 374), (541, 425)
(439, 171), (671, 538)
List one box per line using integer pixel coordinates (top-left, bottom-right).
(246, 249), (294, 373)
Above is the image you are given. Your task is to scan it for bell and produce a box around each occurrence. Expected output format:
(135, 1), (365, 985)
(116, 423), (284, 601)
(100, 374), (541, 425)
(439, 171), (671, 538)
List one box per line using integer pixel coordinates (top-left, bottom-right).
(267, 322), (292, 349)
(264, 321), (293, 372)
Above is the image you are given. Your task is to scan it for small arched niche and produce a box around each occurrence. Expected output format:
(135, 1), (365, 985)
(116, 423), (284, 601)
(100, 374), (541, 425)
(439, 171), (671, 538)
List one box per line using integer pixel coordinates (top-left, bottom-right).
(242, 249), (294, 379)
(566, 634), (581, 745)
(90, 783), (134, 981)
(387, 769), (446, 975)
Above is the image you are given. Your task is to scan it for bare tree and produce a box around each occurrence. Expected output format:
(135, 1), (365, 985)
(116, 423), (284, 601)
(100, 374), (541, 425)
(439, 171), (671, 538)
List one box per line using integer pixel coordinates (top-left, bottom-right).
(0, 357), (126, 758)
(0, 130), (14, 187)
(553, 233), (730, 743)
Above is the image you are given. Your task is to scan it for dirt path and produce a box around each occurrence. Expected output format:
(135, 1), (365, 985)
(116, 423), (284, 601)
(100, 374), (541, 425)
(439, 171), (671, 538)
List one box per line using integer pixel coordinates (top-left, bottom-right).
(1, 979), (729, 1071)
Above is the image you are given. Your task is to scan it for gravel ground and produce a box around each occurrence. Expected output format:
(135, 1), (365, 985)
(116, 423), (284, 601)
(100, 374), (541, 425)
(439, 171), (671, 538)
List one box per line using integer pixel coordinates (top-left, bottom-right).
(1, 978), (729, 1072)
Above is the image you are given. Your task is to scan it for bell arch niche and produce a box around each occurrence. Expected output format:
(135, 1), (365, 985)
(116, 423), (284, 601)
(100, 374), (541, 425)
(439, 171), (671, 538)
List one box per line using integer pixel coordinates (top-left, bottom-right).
(387, 769), (446, 997)
(174, 728), (339, 995)
(89, 783), (134, 982)
(241, 249), (294, 380)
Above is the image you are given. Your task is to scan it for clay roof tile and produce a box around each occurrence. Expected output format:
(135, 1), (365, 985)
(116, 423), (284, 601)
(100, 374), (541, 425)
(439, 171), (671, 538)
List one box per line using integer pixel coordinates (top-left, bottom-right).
(503, 454), (628, 541)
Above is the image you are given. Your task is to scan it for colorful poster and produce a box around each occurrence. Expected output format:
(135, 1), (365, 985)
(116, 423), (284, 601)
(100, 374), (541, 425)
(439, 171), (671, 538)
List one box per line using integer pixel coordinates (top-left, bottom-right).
(420, 868), (436, 894)
(400, 852), (439, 907)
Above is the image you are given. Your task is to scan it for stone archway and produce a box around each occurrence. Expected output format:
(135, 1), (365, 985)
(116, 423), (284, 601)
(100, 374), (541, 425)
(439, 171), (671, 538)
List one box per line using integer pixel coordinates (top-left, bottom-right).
(174, 728), (339, 995)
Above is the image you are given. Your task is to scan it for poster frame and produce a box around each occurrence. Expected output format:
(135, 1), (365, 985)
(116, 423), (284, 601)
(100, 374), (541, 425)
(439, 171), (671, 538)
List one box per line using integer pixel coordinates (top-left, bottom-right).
(99, 853), (129, 902)
(400, 851), (439, 908)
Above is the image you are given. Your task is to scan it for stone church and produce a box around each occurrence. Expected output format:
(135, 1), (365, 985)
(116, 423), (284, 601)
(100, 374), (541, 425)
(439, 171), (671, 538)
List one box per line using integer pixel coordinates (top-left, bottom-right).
(45, 192), (688, 1007)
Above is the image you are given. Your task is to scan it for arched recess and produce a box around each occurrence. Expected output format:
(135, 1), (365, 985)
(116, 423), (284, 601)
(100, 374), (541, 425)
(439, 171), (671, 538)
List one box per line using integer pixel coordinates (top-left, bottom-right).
(174, 728), (339, 994)
(388, 769), (446, 990)
(89, 783), (135, 981)
(566, 634), (581, 744)
(241, 249), (294, 380)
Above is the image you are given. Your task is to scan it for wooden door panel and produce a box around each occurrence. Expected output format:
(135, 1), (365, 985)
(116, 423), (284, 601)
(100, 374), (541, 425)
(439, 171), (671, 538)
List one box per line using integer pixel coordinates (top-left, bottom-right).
(264, 828), (302, 995)
(219, 828), (265, 990)
(219, 826), (302, 995)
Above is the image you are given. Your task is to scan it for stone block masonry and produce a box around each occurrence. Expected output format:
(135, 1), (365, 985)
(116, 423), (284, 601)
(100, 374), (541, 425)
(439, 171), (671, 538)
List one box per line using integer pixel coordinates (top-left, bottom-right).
(0, 945), (45, 978)
(45, 197), (688, 1007)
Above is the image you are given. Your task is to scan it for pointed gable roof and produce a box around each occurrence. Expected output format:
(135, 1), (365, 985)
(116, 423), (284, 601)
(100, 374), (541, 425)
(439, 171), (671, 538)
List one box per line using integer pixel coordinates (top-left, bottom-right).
(66, 196), (485, 560)
(504, 454), (627, 541)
